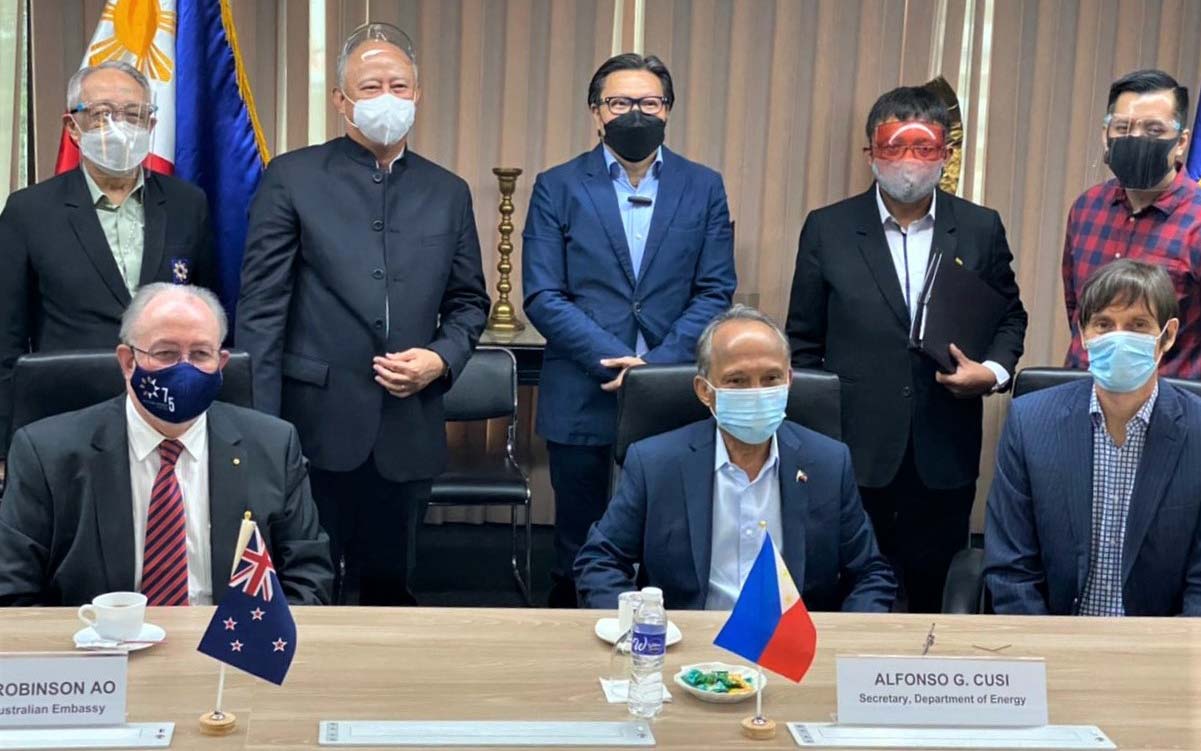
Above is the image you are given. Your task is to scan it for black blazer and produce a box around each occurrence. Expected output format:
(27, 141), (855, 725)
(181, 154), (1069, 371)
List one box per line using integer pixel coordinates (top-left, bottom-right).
(0, 168), (214, 456)
(786, 187), (1027, 490)
(0, 398), (334, 606)
(236, 137), (490, 482)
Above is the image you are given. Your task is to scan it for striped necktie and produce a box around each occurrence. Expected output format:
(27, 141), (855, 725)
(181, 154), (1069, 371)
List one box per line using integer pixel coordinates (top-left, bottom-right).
(141, 439), (190, 606)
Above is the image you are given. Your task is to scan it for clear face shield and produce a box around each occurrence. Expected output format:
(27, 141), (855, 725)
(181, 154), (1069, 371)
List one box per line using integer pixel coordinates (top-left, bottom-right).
(70, 100), (156, 175)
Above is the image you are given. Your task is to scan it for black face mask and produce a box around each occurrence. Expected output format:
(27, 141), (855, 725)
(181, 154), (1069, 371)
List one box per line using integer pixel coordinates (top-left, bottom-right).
(1105, 135), (1178, 190)
(602, 110), (666, 162)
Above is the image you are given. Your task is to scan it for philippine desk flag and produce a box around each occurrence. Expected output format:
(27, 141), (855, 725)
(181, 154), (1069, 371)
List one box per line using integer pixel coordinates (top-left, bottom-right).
(198, 520), (297, 686)
(713, 532), (817, 683)
(55, 0), (268, 319)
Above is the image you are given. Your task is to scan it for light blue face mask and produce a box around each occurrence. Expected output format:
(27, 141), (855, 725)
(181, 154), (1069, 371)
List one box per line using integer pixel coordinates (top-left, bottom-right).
(1084, 328), (1163, 393)
(704, 381), (789, 445)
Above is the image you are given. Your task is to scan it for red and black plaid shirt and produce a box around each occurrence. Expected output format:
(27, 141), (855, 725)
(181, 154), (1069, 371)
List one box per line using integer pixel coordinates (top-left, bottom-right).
(1062, 168), (1201, 379)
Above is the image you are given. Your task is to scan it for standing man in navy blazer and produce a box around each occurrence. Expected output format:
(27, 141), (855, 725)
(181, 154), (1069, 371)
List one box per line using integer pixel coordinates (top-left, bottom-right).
(523, 54), (736, 607)
(575, 306), (894, 611)
(986, 260), (1201, 616)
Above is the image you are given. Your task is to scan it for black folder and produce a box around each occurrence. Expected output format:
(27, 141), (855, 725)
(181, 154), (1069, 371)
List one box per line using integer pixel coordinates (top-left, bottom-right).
(909, 250), (1008, 374)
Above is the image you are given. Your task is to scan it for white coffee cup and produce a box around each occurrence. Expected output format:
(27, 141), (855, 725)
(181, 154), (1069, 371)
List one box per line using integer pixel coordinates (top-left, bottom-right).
(77, 591), (147, 641)
(617, 590), (642, 636)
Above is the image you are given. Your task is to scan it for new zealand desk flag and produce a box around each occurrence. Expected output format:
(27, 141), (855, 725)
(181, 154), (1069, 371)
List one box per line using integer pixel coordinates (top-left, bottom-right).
(197, 521), (296, 685)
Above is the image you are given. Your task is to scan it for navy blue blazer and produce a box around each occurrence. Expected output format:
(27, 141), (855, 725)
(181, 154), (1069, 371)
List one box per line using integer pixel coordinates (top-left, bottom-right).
(521, 145), (736, 445)
(574, 419), (896, 611)
(984, 379), (1201, 616)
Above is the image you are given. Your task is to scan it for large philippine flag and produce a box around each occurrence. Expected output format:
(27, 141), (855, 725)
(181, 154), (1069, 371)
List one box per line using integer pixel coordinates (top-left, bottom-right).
(713, 532), (818, 683)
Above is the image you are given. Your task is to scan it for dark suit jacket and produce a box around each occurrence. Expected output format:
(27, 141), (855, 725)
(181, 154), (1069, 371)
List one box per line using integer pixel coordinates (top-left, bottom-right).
(786, 186), (1027, 489)
(574, 419), (896, 611)
(236, 137), (490, 481)
(984, 380), (1201, 616)
(0, 168), (213, 456)
(522, 145), (736, 445)
(0, 398), (333, 606)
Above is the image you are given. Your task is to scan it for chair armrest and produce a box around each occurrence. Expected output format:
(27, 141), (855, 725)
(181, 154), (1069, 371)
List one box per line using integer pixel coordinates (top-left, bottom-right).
(941, 548), (985, 614)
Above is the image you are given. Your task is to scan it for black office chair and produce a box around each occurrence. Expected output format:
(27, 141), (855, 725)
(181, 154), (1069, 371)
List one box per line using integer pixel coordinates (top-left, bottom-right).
(1, 349), (254, 498)
(613, 365), (842, 476)
(428, 346), (532, 605)
(1013, 365), (1201, 400)
(8, 350), (255, 437)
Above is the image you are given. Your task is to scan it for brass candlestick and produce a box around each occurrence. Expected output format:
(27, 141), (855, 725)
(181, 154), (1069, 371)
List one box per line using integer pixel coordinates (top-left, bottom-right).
(487, 167), (526, 332)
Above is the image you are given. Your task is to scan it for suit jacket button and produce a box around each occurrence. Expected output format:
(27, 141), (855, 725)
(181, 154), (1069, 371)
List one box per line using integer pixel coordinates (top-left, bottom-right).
(633, 302), (642, 313)
(371, 219), (384, 231)
(372, 172), (383, 183)
(372, 268), (385, 280)
(902, 386), (912, 397)
(374, 319), (384, 329)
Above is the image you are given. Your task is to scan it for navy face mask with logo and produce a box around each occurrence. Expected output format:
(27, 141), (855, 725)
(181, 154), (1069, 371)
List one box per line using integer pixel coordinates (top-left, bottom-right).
(132, 361), (222, 423)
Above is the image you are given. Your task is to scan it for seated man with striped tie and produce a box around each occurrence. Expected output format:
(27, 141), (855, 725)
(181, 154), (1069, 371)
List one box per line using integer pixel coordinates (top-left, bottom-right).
(0, 283), (334, 606)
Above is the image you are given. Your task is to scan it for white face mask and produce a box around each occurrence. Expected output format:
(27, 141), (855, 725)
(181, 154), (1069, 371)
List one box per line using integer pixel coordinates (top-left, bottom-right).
(345, 93), (416, 147)
(78, 116), (151, 176)
(872, 159), (943, 204)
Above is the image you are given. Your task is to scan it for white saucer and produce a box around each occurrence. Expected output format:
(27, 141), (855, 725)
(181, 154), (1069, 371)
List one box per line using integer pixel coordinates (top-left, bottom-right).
(73, 622), (166, 652)
(594, 617), (682, 647)
(673, 661), (766, 704)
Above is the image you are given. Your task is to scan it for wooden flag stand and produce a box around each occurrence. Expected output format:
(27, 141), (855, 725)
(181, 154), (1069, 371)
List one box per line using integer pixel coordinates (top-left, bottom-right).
(198, 512), (257, 737)
(740, 665), (776, 740)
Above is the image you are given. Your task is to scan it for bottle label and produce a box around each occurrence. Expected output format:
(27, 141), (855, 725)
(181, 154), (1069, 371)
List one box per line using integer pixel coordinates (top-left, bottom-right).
(631, 623), (667, 657)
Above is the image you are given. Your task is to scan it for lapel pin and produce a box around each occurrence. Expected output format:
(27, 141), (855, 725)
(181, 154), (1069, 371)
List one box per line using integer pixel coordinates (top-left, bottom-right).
(954, 256), (964, 266)
(232, 458), (241, 466)
(796, 469), (808, 483)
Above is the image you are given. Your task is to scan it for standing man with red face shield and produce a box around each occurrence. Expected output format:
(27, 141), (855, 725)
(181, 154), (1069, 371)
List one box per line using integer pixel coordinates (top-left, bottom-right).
(785, 86), (1028, 613)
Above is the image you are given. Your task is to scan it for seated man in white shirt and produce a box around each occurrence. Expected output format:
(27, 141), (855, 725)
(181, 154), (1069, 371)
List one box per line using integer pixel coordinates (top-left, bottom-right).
(574, 305), (895, 611)
(0, 283), (333, 606)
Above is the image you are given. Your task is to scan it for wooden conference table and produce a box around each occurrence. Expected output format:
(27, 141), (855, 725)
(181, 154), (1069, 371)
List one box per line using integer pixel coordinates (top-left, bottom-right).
(2, 608), (1198, 750)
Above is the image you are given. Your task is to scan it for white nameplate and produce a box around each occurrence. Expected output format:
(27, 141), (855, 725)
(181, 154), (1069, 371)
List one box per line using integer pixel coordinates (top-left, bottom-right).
(0, 723), (173, 749)
(787, 723), (1114, 749)
(0, 653), (127, 728)
(318, 721), (655, 746)
(837, 656), (1047, 727)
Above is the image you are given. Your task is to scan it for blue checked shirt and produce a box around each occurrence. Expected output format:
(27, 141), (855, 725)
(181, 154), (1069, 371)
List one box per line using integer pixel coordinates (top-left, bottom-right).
(603, 146), (662, 356)
(1079, 383), (1158, 616)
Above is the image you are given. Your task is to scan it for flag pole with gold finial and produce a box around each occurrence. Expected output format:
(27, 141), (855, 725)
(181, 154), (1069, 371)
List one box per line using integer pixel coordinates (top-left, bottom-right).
(199, 511), (256, 736)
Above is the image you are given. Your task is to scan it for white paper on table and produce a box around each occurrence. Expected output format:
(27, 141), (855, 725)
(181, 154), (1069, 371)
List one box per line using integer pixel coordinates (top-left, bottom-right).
(598, 678), (672, 704)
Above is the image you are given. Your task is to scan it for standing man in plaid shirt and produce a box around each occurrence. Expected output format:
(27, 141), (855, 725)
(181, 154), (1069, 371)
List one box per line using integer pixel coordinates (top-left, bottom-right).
(1063, 69), (1201, 378)
(986, 260), (1201, 617)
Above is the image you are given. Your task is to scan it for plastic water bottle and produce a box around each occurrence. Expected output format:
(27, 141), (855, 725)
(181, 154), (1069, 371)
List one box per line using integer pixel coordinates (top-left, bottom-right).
(628, 586), (666, 718)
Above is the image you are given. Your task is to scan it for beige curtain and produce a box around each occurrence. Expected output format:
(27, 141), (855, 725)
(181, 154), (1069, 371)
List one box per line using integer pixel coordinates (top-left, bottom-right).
(0, 0), (25, 202)
(29, 0), (1201, 528)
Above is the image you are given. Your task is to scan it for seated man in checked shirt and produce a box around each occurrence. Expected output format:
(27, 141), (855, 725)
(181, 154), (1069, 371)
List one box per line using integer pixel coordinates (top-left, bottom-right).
(986, 260), (1201, 617)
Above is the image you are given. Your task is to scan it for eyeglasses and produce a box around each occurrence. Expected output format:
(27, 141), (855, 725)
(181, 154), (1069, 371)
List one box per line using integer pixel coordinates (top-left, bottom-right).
(129, 344), (220, 370)
(599, 96), (671, 115)
(1104, 115), (1181, 139)
(71, 101), (158, 129)
(864, 143), (947, 162)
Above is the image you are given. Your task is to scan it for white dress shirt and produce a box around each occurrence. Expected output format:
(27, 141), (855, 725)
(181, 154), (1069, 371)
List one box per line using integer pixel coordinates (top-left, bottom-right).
(705, 428), (784, 610)
(875, 186), (1009, 389)
(125, 396), (213, 605)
